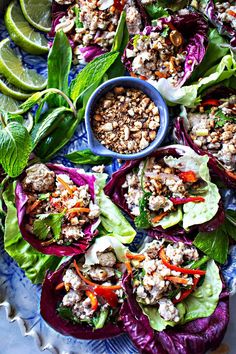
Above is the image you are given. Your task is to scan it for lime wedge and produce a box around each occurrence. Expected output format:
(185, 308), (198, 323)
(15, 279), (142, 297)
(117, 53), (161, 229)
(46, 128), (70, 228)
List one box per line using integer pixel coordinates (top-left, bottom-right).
(0, 38), (47, 91)
(0, 74), (32, 100)
(0, 93), (23, 113)
(20, 0), (52, 33)
(5, 0), (49, 55)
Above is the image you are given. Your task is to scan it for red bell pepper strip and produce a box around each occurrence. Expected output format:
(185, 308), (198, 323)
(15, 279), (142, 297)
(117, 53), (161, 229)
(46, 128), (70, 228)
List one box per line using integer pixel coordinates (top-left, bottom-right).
(170, 196), (205, 204)
(159, 249), (206, 276)
(173, 276), (200, 304)
(94, 287), (118, 308)
(73, 260), (122, 290)
(178, 171), (197, 183)
(86, 290), (99, 311)
(113, 0), (125, 11)
(201, 99), (220, 107)
(227, 9), (236, 18)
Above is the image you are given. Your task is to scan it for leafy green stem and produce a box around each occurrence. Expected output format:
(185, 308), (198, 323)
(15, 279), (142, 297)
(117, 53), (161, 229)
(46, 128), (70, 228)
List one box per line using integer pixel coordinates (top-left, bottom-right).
(0, 113), (7, 128)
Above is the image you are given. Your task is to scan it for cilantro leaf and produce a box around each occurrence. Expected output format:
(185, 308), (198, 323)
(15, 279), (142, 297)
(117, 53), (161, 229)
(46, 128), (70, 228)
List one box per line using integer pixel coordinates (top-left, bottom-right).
(145, 5), (169, 19)
(33, 212), (65, 240)
(161, 27), (170, 38)
(214, 110), (236, 128)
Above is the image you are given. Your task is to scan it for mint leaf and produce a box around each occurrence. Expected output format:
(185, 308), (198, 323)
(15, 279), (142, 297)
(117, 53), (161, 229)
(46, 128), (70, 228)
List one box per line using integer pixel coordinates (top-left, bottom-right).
(0, 121), (32, 177)
(193, 226), (229, 264)
(47, 30), (72, 107)
(69, 51), (119, 102)
(33, 212), (65, 240)
(145, 5), (169, 19)
(66, 149), (112, 165)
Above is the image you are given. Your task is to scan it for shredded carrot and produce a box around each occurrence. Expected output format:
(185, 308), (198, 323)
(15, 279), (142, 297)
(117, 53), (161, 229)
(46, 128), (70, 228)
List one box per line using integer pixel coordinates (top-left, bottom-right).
(27, 200), (41, 213)
(126, 253), (145, 261)
(57, 176), (73, 196)
(67, 207), (90, 214)
(164, 276), (188, 285)
(41, 239), (55, 246)
(152, 212), (168, 224)
(125, 261), (133, 275)
(226, 170), (236, 179)
(155, 71), (168, 79)
(73, 260), (122, 290)
(139, 75), (147, 81)
(55, 282), (65, 291)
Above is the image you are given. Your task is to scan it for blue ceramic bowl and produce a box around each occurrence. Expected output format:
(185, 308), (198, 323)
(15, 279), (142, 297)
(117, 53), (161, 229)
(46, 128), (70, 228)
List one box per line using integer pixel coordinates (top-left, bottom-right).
(85, 77), (169, 160)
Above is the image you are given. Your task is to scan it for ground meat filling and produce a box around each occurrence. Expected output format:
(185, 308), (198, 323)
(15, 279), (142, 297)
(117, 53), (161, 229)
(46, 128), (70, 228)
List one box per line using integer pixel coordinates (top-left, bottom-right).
(23, 164), (100, 245)
(215, 1), (236, 30)
(132, 240), (200, 322)
(122, 156), (204, 221)
(187, 95), (236, 172)
(59, 248), (124, 327)
(55, 0), (142, 63)
(126, 28), (187, 83)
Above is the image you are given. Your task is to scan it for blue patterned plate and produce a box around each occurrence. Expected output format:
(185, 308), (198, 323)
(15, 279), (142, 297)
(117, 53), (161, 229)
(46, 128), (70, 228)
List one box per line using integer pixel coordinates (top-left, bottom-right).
(0, 17), (236, 354)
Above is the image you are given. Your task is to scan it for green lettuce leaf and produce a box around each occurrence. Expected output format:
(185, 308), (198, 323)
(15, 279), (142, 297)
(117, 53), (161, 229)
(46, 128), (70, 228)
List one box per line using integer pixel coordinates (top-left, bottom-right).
(149, 53), (236, 107)
(154, 207), (183, 229)
(94, 173), (136, 244)
(140, 260), (222, 331)
(177, 260), (222, 323)
(164, 151), (220, 229)
(2, 182), (61, 284)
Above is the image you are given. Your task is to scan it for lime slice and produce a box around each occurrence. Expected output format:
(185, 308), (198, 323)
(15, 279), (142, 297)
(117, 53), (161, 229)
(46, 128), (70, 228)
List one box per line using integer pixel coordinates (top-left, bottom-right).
(0, 38), (47, 91)
(20, 0), (52, 33)
(5, 0), (49, 55)
(0, 74), (32, 100)
(0, 93), (23, 113)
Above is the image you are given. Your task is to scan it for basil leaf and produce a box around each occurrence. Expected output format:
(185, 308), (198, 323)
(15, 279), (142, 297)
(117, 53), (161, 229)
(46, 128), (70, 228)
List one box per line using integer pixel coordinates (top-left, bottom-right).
(66, 149), (112, 165)
(35, 110), (77, 161)
(47, 30), (72, 107)
(134, 191), (152, 229)
(155, 0), (188, 11)
(69, 51), (119, 102)
(72, 5), (83, 28)
(0, 121), (32, 177)
(111, 11), (128, 53)
(145, 5), (169, 19)
(225, 209), (236, 240)
(19, 91), (47, 113)
(193, 226), (229, 264)
(33, 212), (65, 240)
(32, 107), (72, 147)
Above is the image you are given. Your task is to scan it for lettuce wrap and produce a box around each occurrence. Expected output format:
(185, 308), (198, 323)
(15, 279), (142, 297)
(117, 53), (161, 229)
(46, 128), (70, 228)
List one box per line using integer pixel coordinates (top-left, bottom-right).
(40, 236), (129, 339)
(50, 0), (140, 63)
(104, 145), (223, 236)
(122, 12), (208, 86)
(120, 238), (229, 354)
(2, 181), (62, 284)
(174, 86), (236, 188)
(16, 163), (135, 256)
(203, 0), (236, 49)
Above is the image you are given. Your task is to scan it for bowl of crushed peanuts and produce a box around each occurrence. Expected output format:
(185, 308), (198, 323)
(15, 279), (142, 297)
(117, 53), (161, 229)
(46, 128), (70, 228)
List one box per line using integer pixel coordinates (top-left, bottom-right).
(85, 77), (169, 160)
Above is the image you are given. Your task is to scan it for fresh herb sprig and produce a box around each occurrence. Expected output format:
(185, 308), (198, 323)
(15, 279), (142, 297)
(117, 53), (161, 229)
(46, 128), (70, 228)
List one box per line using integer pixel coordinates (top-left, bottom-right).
(214, 109), (236, 128)
(134, 160), (152, 229)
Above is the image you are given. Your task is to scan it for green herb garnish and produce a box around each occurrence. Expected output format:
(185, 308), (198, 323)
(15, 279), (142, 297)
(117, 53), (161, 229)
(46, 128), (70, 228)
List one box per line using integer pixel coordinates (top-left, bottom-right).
(214, 109), (236, 128)
(134, 160), (152, 229)
(161, 26), (170, 38)
(33, 211), (65, 241)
